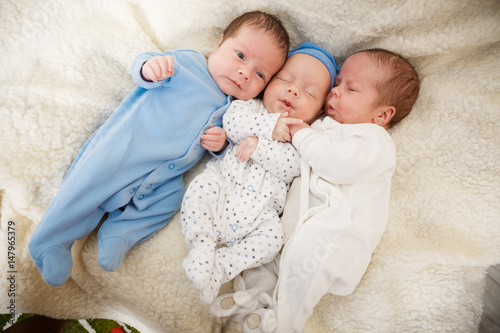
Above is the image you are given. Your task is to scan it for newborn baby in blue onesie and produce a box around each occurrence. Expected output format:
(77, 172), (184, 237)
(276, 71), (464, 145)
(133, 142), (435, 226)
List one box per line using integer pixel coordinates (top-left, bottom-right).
(28, 11), (289, 286)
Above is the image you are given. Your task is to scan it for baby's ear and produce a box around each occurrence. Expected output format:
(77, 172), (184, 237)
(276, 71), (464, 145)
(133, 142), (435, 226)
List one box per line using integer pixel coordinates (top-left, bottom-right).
(210, 34), (225, 55)
(374, 105), (395, 128)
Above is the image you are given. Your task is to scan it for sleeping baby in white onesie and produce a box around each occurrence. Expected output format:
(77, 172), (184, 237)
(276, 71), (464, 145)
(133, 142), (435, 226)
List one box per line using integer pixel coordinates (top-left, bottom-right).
(181, 42), (338, 304)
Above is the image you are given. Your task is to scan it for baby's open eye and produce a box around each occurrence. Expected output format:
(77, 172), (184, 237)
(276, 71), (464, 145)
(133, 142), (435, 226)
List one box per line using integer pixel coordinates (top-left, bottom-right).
(256, 72), (264, 79)
(236, 51), (245, 60)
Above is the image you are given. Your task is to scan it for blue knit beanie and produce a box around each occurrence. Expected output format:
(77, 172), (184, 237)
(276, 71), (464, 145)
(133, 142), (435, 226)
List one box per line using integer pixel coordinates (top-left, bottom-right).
(288, 42), (339, 89)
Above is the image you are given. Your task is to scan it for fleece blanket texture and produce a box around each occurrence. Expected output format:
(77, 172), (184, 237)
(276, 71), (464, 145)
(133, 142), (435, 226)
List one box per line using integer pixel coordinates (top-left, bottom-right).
(1, 0), (499, 332)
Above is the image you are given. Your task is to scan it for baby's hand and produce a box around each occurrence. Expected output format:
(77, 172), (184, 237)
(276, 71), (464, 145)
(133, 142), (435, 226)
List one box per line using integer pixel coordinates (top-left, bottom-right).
(272, 112), (303, 142)
(289, 122), (310, 138)
(201, 126), (227, 152)
(141, 56), (175, 82)
(236, 137), (259, 162)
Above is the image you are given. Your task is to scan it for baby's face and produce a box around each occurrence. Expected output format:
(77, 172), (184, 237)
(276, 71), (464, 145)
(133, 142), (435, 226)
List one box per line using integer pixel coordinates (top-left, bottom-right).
(325, 52), (386, 125)
(263, 53), (330, 124)
(207, 26), (285, 100)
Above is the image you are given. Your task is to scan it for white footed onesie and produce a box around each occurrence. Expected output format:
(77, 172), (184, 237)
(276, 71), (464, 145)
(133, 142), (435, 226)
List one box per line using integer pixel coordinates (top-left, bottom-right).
(181, 99), (301, 304)
(214, 116), (396, 332)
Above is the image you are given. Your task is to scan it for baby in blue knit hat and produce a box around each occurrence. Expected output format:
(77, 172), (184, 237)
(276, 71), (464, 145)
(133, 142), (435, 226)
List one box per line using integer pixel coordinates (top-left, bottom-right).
(181, 42), (339, 305)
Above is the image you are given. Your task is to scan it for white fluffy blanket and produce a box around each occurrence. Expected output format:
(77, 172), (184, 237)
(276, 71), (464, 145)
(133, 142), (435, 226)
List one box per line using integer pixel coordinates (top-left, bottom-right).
(1, 0), (499, 332)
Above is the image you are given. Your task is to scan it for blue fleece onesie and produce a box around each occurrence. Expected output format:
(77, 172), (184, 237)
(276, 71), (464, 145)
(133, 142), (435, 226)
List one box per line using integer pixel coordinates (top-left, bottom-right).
(29, 50), (232, 286)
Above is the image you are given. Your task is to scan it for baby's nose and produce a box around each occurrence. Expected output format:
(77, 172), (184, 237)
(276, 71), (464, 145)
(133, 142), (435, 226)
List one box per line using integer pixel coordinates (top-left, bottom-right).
(238, 69), (250, 80)
(334, 86), (341, 95)
(287, 86), (300, 97)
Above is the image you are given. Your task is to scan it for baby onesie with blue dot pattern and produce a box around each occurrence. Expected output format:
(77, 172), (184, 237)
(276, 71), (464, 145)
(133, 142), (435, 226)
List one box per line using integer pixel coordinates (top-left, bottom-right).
(181, 99), (301, 304)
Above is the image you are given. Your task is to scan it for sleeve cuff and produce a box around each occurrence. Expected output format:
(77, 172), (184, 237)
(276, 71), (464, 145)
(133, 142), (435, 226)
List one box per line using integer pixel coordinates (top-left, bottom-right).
(292, 127), (316, 150)
(209, 138), (232, 157)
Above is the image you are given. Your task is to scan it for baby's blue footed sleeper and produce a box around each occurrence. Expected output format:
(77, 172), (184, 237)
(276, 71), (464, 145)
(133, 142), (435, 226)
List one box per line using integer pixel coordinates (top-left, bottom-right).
(29, 50), (231, 286)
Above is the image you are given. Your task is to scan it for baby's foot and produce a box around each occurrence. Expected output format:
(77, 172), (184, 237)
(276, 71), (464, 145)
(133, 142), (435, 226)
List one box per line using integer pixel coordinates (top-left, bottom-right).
(200, 261), (232, 304)
(243, 307), (277, 333)
(97, 237), (128, 271)
(38, 246), (73, 286)
(211, 294), (237, 317)
(199, 276), (221, 304)
(182, 245), (215, 291)
(233, 274), (247, 291)
(210, 290), (258, 319)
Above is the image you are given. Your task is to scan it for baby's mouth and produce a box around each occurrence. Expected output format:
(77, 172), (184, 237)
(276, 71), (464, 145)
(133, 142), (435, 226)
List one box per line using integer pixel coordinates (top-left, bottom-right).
(229, 78), (241, 89)
(281, 99), (293, 109)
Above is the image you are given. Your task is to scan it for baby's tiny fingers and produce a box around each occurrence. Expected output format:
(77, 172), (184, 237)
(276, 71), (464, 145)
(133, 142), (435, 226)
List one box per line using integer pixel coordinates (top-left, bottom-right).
(283, 118), (303, 125)
(143, 65), (158, 82)
(165, 56), (175, 75)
